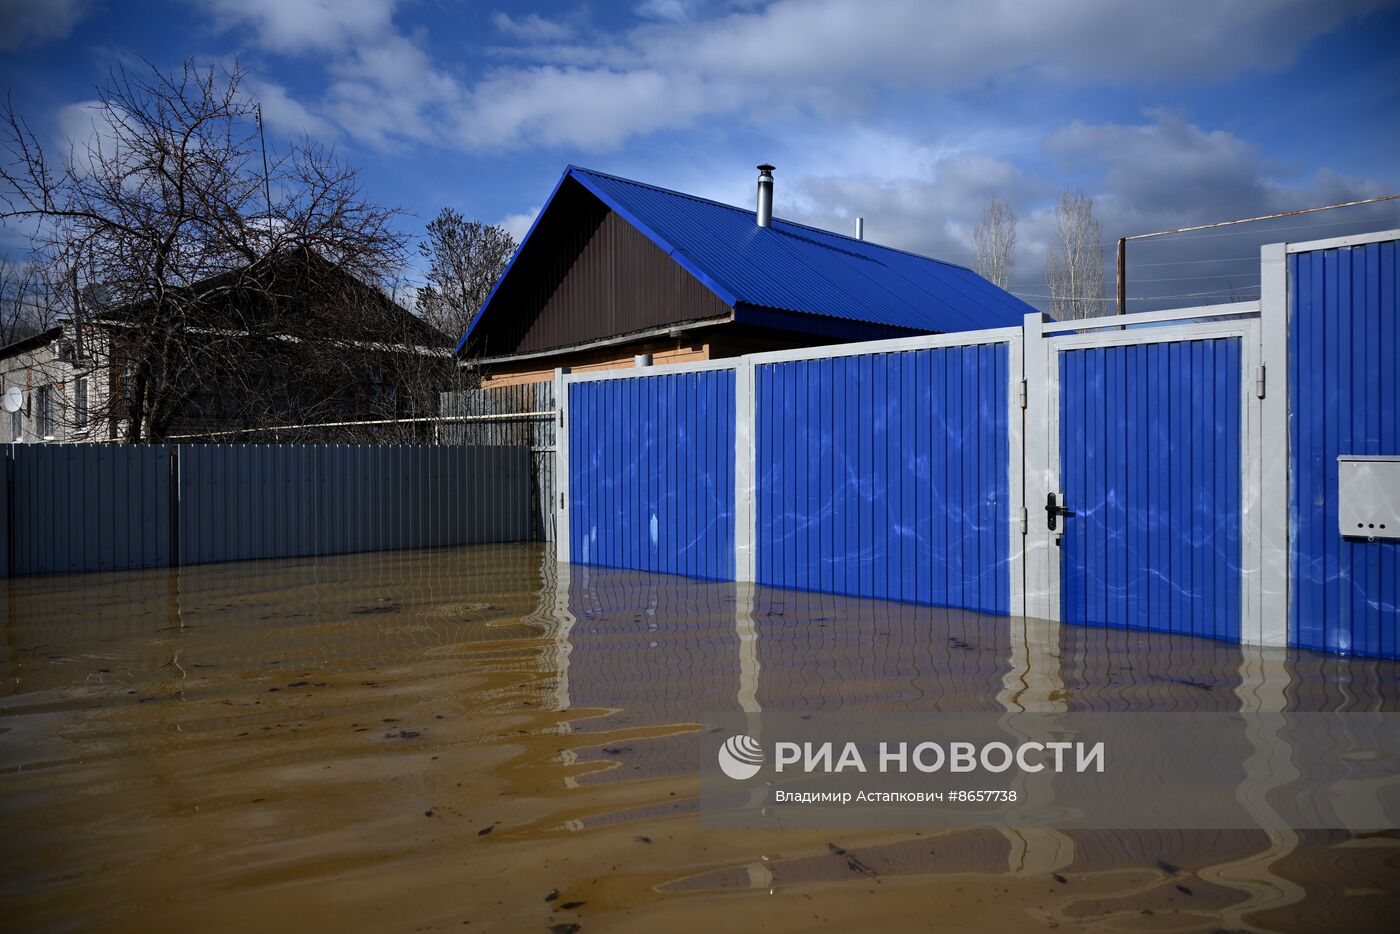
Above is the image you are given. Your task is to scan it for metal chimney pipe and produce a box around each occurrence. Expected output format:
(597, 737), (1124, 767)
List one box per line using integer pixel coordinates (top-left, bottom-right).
(854, 216), (864, 240)
(755, 163), (774, 228)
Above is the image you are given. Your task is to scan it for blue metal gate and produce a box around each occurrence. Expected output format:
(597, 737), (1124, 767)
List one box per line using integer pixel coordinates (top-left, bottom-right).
(1289, 239), (1399, 657)
(1056, 336), (1245, 640)
(755, 343), (1013, 613)
(566, 368), (736, 579)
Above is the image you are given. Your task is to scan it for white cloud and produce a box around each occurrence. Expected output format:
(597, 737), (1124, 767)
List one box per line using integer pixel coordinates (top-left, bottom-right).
(198, 0), (396, 52)
(492, 11), (574, 41)
(628, 0), (1386, 88)
(633, 0), (696, 21)
(194, 0), (1391, 160)
(0, 0), (87, 50)
(53, 100), (138, 176)
(499, 208), (540, 242)
(245, 78), (340, 141)
(1044, 112), (1391, 235)
(462, 66), (721, 150)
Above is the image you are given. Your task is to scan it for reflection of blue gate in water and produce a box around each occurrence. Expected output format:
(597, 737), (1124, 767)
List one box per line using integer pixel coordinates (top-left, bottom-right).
(1058, 339), (1243, 641)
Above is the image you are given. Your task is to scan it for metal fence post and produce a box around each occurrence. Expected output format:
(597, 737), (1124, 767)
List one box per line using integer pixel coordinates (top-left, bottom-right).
(554, 367), (571, 564)
(734, 355), (756, 583)
(168, 444), (181, 568)
(1257, 241), (1290, 646)
(1021, 311), (1054, 621)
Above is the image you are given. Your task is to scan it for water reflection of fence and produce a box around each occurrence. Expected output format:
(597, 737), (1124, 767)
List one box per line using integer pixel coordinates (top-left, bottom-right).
(0, 543), (553, 683)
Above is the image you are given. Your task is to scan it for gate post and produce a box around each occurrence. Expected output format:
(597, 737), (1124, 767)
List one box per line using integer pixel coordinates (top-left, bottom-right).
(1257, 242), (1289, 646)
(553, 367), (571, 564)
(1022, 312), (1056, 621)
(734, 356), (756, 583)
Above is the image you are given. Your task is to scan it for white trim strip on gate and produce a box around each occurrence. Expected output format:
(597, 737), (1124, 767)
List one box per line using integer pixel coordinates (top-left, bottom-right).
(1284, 228), (1400, 254)
(561, 358), (740, 384)
(746, 326), (1022, 366)
(1041, 301), (1259, 335)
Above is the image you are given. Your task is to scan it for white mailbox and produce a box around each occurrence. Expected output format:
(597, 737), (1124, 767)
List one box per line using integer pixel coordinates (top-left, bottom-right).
(1338, 455), (1400, 540)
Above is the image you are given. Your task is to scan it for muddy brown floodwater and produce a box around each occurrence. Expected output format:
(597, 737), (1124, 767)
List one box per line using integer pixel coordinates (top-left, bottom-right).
(1, 543), (1397, 932)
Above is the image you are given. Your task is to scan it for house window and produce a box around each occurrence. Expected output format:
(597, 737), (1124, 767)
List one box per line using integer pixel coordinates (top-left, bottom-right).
(36, 385), (52, 439)
(74, 376), (89, 431)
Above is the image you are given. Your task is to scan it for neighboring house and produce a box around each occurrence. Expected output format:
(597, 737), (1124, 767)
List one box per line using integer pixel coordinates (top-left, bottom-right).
(0, 251), (452, 442)
(457, 165), (1036, 386)
(0, 326), (87, 442)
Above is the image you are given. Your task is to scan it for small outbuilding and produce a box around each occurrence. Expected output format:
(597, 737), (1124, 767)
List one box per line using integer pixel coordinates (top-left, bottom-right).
(457, 165), (1035, 385)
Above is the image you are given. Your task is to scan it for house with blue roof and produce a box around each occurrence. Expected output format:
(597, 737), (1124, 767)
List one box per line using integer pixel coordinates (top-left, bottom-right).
(458, 164), (1034, 386)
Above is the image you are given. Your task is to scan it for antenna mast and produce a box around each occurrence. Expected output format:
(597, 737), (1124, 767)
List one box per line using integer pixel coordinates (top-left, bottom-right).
(256, 103), (272, 225)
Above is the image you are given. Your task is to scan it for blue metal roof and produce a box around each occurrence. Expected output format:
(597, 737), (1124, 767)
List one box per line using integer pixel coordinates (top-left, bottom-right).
(458, 165), (1034, 354)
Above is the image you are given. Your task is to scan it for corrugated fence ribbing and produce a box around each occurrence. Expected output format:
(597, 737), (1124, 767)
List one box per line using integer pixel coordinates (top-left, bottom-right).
(1, 443), (530, 577)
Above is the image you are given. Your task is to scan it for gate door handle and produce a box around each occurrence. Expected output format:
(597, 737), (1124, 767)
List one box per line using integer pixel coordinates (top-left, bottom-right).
(1046, 492), (1076, 531)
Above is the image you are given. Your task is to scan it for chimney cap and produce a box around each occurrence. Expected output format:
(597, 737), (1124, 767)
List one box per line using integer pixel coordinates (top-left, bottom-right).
(756, 163), (775, 174)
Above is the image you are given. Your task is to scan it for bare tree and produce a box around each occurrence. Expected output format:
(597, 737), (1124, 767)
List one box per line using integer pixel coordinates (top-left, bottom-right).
(416, 208), (516, 344)
(1045, 189), (1106, 320)
(973, 195), (1016, 289)
(0, 59), (410, 441)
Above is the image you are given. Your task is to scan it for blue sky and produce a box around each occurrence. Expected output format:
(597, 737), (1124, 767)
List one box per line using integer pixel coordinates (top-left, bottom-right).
(2, 0), (1398, 310)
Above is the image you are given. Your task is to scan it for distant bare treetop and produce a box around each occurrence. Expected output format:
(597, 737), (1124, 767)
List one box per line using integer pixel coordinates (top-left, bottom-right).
(416, 208), (516, 345)
(1046, 189), (1106, 320)
(0, 256), (61, 345)
(973, 196), (1016, 290)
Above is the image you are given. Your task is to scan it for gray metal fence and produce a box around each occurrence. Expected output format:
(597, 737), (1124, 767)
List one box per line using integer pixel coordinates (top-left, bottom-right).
(11, 444), (173, 575)
(2, 443), (530, 577)
(440, 382), (556, 541)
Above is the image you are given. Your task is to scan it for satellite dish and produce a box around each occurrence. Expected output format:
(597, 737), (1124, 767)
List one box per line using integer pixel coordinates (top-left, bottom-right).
(1, 387), (21, 413)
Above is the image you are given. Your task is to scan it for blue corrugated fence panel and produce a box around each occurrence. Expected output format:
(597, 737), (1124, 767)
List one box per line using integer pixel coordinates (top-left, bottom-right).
(755, 344), (1010, 614)
(569, 370), (736, 580)
(1289, 240), (1399, 659)
(1059, 339), (1243, 641)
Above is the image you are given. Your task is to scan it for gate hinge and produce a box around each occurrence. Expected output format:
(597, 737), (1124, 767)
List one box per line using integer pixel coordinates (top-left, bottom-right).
(1018, 378), (1028, 410)
(560, 491), (565, 510)
(1255, 365), (1266, 399)
(557, 408), (564, 427)
(1019, 506), (1028, 535)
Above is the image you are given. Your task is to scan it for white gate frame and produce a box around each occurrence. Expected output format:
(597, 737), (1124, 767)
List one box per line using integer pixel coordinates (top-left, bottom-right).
(1023, 305), (1272, 644)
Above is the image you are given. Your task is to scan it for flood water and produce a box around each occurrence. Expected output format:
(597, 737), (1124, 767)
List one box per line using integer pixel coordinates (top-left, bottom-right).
(1, 543), (1396, 932)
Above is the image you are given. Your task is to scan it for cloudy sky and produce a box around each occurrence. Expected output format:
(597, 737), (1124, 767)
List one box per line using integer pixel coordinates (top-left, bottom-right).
(2, 0), (1398, 310)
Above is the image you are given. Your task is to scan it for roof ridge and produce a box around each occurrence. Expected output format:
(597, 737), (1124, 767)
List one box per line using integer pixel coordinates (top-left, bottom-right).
(566, 164), (979, 275)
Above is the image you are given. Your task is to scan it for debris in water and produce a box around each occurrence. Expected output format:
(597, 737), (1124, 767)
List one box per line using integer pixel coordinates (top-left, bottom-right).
(548, 924), (580, 934)
(1156, 859), (1180, 874)
(1053, 874), (1068, 884)
(826, 843), (846, 855)
(1176, 884), (1193, 896)
(478, 824), (495, 836)
(543, 889), (559, 903)
(633, 836), (651, 844)
(559, 901), (585, 910)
